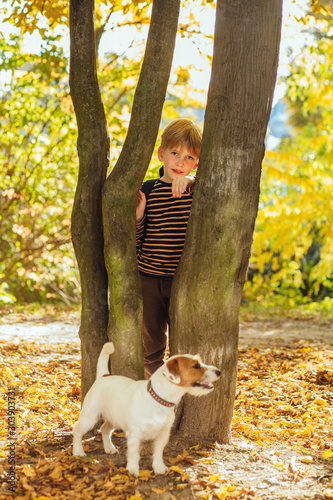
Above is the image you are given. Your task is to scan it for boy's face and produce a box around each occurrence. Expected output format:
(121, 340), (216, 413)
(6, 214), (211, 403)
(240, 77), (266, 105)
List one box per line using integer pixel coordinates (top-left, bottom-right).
(158, 145), (199, 184)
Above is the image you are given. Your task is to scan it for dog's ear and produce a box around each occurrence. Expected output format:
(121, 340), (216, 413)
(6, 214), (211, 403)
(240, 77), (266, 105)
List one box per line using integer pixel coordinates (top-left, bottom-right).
(162, 358), (181, 384)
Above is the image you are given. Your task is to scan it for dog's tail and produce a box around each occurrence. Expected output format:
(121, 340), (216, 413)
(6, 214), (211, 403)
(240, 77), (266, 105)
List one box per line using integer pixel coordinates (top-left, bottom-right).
(96, 342), (115, 379)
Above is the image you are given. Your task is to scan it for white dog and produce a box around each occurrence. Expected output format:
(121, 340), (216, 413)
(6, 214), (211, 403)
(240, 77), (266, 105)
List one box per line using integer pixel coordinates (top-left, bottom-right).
(73, 342), (220, 477)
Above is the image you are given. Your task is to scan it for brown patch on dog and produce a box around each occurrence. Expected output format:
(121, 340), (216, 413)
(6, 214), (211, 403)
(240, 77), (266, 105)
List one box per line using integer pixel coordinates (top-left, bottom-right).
(165, 357), (180, 380)
(171, 355), (206, 387)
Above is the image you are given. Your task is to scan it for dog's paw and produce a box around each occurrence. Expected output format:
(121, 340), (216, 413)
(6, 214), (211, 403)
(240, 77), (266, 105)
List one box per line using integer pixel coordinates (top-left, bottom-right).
(153, 463), (169, 475)
(104, 445), (118, 455)
(73, 450), (86, 457)
(127, 465), (140, 477)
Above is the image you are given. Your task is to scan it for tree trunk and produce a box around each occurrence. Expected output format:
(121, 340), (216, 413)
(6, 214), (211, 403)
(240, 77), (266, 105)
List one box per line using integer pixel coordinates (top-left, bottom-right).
(170, 0), (282, 441)
(70, 0), (110, 399)
(102, 0), (181, 379)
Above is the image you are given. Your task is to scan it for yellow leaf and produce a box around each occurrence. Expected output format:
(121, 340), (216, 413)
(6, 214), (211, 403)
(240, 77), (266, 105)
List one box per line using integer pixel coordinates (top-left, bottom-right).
(216, 487), (228, 499)
(151, 488), (166, 493)
(176, 483), (188, 489)
(49, 465), (63, 481)
(169, 465), (183, 474)
(138, 470), (152, 477)
(301, 456), (313, 463)
(209, 473), (221, 482)
(114, 431), (126, 437)
(195, 450), (211, 456)
(3, 367), (16, 380)
(324, 450), (332, 459)
(313, 398), (328, 406)
(168, 449), (194, 464)
(21, 464), (36, 478)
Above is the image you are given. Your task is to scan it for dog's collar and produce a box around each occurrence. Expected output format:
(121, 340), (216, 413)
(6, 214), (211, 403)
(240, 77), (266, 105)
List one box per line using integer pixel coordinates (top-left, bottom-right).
(147, 380), (176, 408)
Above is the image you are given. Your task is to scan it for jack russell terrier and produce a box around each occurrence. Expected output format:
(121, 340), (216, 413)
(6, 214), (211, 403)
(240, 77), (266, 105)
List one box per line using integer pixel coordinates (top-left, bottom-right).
(73, 342), (221, 477)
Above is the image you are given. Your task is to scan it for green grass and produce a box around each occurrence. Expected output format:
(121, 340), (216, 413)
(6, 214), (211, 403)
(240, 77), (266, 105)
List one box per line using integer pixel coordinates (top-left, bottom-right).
(240, 298), (333, 323)
(1, 298), (332, 324)
(0, 302), (80, 322)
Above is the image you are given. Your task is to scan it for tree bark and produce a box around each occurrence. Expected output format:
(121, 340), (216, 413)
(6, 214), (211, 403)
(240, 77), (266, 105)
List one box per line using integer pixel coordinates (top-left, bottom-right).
(102, 0), (181, 379)
(170, 0), (282, 441)
(70, 0), (110, 398)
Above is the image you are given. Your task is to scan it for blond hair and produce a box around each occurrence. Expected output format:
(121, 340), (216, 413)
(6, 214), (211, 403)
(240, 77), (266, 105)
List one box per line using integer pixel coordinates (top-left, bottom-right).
(161, 119), (202, 157)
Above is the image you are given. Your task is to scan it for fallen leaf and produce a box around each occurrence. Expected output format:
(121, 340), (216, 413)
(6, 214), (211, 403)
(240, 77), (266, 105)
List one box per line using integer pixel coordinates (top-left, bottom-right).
(21, 477), (35, 491)
(169, 465), (183, 475)
(168, 449), (194, 464)
(313, 398), (328, 406)
(139, 470), (153, 477)
(49, 465), (64, 481)
(176, 483), (188, 489)
(21, 464), (36, 478)
(195, 451), (211, 457)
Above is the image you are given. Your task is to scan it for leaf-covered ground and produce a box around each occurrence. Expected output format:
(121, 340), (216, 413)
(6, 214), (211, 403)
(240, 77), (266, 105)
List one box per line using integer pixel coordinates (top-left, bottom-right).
(0, 315), (333, 499)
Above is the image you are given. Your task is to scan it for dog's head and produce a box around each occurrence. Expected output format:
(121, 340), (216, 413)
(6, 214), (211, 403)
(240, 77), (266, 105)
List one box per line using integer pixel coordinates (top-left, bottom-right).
(162, 354), (221, 395)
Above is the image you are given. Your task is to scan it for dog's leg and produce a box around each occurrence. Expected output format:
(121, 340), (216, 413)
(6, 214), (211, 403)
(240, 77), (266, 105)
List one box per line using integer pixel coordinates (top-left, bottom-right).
(126, 433), (141, 477)
(152, 428), (170, 475)
(101, 421), (118, 454)
(73, 412), (99, 457)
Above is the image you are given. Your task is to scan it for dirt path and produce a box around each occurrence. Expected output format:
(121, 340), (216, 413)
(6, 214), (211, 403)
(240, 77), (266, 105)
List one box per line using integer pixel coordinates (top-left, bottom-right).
(1, 317), (332, 349)
(239, 318), (333, 348)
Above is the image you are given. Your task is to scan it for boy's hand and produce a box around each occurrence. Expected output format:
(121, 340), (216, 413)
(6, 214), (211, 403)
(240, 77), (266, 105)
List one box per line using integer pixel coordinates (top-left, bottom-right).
(172, 176), (194, 198)
(136, 190), (146, 223)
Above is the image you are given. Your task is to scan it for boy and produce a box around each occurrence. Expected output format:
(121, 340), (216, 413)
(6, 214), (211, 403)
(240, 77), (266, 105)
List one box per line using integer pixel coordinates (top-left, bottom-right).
(136, 119), (202, 378)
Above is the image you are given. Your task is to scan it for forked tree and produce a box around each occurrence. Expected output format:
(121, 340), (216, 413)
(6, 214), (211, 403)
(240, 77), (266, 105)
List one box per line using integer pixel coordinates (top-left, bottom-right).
(70, 0), (282, 440)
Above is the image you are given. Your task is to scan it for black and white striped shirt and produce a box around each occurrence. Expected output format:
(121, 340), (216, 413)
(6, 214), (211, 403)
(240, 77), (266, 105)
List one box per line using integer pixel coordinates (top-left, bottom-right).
(136, 179), (193, 279)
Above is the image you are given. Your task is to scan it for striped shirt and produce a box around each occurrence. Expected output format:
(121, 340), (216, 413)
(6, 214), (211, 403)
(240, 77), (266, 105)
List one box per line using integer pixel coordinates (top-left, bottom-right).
(136, 179), (193, 279)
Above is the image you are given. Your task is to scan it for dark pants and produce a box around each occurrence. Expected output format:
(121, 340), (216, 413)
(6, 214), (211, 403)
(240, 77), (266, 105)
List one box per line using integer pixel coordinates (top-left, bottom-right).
(140, 274), (172, 379)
